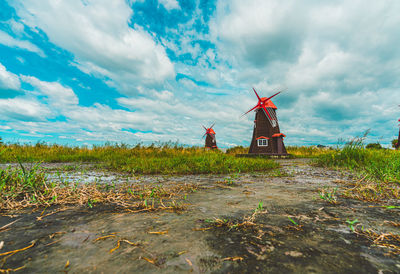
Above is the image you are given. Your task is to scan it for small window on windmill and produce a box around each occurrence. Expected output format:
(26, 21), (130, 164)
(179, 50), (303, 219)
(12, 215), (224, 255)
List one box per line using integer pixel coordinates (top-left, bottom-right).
(271, 120), (277, 127)
(257, 138), (268, 147)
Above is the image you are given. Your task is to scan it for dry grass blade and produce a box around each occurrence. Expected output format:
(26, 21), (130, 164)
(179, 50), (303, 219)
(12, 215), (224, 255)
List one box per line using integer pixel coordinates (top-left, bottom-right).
(49, 231), (66, 239)
(222, 256), (244, 261)
(109, 240), (121, 254)
(356, 229), (400, 255)
(185, 258), (193, 266)
(192, 227), (212, 231)
(142, 257), (156, 265)
(110, 239), (140, 253)
(384, 221), (400, 227)
(0, 265), (26, 273)
(93, 234), (116, 242)
(148, 230), (168, 235)
(0, 219), (20, 232)
(0, 241), (35, 257)
(36, 208), (65, 221)
(44, 239), (62, 247)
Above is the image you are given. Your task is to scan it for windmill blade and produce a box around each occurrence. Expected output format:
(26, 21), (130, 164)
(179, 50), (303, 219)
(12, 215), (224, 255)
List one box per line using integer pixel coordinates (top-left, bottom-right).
(267, 107), (278, 121)
(266, 107), (278, 127)
(202, 125), (207, 130)
(252, 88), (261, 101)
(210, 122), (215, 129)
(265, 91), (281, 102)
(270, 86), (287, 94)
(261, 106), (273, 125)
(242, 104), (259, 116)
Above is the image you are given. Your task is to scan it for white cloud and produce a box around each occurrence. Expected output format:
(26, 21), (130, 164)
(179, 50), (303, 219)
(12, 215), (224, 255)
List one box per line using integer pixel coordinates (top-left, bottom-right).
(0, 30), (45, 56)
(21, 76), (79, 110)
(159, 0), (180, 11)
(12, 0), (175, 93)
(0, 97), (51, 121)
(0, 63), (21, 91)
(206, 0), (400, 145)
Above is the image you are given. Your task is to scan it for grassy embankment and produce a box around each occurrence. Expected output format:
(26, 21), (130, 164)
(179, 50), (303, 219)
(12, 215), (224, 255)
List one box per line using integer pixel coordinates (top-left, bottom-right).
(0, 143), (278, 175)
(315, 139), (400, 202)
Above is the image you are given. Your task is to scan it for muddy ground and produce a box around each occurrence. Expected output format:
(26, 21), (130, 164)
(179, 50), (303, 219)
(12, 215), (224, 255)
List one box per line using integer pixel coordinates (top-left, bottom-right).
(1, 159), (399, 273)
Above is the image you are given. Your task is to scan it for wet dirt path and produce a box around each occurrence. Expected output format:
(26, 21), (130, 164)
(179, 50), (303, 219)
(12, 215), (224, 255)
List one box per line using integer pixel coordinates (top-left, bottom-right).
(0, 159), (399, 273)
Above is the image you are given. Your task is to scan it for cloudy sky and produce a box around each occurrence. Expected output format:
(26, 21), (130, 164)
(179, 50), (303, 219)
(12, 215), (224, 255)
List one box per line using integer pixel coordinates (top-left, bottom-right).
(0, 0), (399, 147)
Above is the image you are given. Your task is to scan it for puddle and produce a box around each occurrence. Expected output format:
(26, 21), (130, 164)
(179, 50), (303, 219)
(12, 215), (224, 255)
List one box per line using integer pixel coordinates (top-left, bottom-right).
(0, 159), (399, 272)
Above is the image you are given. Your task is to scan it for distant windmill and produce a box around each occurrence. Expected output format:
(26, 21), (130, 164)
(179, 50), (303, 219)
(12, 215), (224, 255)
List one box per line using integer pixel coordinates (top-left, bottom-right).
(243, 88), (288, 155)
(202, 123), (218, 149)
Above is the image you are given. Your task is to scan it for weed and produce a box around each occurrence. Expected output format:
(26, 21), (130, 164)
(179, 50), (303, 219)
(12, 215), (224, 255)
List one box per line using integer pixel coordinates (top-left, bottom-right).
(319, 187), (338, 204)
(346, 219), (359, 232)
(256, 201), (263, 212)
(288, 217), (298, 226)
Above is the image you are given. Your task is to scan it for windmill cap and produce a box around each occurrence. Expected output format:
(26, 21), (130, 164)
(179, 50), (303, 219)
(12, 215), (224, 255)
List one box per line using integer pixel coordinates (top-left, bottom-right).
(261, 98), (277, 109)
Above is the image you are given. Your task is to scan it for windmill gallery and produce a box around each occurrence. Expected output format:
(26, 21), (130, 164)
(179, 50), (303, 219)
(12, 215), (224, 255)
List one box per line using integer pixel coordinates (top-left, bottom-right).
(203, 88), (288, 156)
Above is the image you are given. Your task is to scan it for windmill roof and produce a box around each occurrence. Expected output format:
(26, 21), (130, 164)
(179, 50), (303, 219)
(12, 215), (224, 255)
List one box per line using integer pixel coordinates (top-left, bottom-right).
(207, 129), (216, 135)
(256, 136), (270, 140)
(261, 98), (277, 109)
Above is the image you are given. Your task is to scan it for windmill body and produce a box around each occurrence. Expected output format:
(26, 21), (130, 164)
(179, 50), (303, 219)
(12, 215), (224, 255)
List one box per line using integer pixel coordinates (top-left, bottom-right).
(396, 119), (400, 149)
(245, 88), (288, 155)
(203, 124), (218, 149)
(397, 128), (400, 149)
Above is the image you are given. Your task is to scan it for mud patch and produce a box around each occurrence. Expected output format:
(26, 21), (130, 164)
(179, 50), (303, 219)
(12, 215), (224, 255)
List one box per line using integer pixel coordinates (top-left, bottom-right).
(203, 200), (400, 273)
(1, 159), (399, 272)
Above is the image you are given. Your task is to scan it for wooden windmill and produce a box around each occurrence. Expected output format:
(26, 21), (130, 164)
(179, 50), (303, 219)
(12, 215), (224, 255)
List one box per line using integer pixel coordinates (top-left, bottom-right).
(203, 123), (218, 149)
(243, 88), (288, 155)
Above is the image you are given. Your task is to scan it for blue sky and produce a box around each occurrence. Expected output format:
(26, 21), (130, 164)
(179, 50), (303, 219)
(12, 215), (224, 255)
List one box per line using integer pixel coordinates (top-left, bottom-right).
(0, 0), (399, 147)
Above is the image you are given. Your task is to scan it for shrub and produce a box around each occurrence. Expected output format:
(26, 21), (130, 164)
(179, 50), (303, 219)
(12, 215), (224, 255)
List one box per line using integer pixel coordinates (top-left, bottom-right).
(365, 143), (382, 149)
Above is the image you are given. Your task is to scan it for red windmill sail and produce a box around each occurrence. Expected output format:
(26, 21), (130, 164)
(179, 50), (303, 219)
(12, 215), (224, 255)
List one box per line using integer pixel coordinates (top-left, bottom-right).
(243, 88), (280, 128)
(243, 87), (287, 155)
(203, 123), (217, 149)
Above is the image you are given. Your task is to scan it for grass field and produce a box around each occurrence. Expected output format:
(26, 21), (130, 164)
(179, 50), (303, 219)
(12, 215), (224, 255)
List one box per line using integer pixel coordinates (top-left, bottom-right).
(0, 143), (278, 175)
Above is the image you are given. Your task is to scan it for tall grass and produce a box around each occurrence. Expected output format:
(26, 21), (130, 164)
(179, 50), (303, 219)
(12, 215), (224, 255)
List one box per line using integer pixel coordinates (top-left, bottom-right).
(0, 162), (48, 201)
(316, 139), (400, 183)
(315, 137), (400, 201)
(286, 146), (333, 158)
(0, 143), (278, 174)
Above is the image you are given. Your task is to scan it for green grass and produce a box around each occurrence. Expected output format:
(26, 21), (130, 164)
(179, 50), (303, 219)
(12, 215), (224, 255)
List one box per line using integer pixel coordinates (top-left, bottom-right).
(0, 143), (279, 175)
(315, 143), (400, 184)
(0, 162), (48, 202)
(315, 138), (400, 202)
